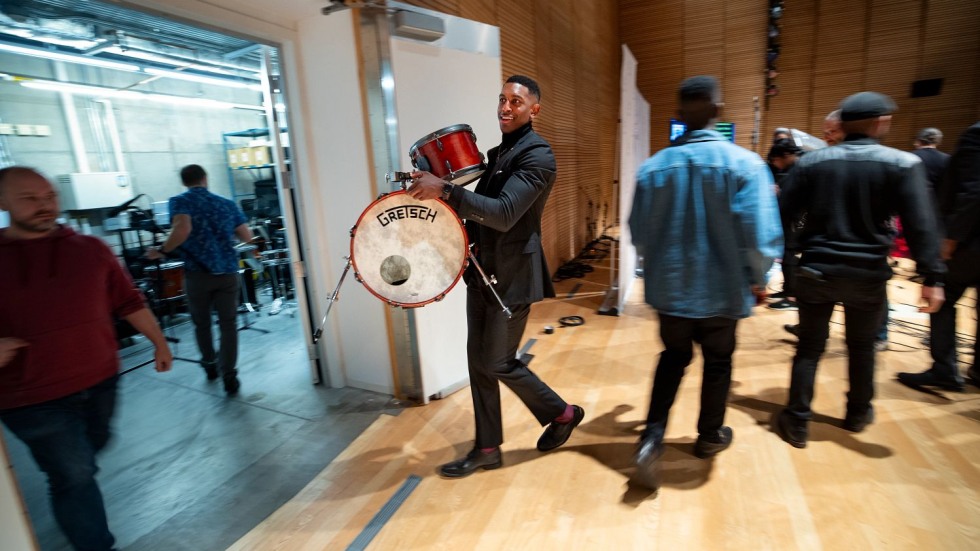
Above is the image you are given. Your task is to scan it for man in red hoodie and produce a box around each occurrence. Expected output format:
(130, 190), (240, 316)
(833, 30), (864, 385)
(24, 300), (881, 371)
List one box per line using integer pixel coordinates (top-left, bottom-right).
(0, 166), (172, 551)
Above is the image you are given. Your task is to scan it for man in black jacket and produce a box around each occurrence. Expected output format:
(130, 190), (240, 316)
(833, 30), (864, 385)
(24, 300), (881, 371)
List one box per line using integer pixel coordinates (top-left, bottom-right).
(898, 122), (980, 391)
(773, 92), (946, 448)
(409, 75), (583, 478)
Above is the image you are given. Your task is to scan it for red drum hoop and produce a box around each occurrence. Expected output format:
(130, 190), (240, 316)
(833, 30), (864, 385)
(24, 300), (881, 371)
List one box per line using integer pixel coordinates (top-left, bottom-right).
(350, 190), (469, 308)
(409, 124), (486, 186)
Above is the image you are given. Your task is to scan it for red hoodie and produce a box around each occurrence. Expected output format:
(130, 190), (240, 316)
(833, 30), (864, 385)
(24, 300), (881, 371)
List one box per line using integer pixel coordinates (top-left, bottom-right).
(0, 225), (146, 409)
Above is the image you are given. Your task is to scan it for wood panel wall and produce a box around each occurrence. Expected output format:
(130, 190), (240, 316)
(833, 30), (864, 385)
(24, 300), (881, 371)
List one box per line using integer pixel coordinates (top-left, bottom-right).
(399, 0), (621, 271)
(620, 0), (768, 153)
(766, 0), (980, 153)
(622, 0), (980, 155)
(397, 1), (978, 272)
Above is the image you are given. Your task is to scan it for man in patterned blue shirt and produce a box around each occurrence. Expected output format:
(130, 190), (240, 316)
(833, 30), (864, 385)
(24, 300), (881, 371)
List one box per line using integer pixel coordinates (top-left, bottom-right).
(628, 76), (782, 490)
(147, 164), (255, 395)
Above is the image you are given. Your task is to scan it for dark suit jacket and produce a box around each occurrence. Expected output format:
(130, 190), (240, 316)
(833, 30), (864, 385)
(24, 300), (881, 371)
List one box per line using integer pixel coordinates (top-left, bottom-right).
(940, 121), (980, 253)
(445, 125), (556, 305)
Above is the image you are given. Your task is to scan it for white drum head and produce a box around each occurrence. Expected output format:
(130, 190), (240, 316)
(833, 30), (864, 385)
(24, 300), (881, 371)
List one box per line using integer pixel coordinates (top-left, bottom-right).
(350, 191), (468, 307)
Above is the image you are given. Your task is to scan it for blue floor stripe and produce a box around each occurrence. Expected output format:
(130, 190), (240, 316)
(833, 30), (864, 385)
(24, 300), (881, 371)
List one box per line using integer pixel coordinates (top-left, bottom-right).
(346, 474), (422, 551)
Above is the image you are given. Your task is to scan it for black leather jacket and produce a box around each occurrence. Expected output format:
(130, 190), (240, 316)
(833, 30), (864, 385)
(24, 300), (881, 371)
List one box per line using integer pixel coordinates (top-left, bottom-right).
(780, 136), (945, 284)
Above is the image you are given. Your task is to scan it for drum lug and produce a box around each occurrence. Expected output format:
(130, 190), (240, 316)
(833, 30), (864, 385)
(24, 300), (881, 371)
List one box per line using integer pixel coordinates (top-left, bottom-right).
(436, 137), (444, 151)
(444, 160), (453, 178)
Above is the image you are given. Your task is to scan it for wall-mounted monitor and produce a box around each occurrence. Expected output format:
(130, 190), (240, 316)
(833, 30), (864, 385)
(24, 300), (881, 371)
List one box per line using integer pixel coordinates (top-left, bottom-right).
(715, 122), (736, 142)
(670, 119), (687, 141)
(670, 120), (736, 143)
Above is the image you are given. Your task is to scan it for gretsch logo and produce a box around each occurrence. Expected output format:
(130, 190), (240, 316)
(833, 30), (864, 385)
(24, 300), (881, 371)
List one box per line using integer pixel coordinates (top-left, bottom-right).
(376, 205), (438, 226)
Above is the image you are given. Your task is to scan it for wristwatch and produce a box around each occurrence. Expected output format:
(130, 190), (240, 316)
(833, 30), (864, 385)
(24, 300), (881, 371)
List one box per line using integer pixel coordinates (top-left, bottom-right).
(441, 182), (453, 201)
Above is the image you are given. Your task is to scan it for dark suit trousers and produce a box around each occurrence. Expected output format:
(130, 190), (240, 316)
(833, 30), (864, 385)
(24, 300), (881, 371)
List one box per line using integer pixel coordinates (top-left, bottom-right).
(466, 284), (566, 448)
(786, 276), (885, 421)
(643, 313), (738, 444)
(930, 249), (980, 380)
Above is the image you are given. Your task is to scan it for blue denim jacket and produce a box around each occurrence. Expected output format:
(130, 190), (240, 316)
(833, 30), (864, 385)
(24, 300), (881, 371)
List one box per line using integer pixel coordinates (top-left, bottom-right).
(629, 129), (782, 319)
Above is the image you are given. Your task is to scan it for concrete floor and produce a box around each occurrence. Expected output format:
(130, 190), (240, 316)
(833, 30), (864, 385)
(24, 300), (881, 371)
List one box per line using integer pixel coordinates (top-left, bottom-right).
(4, 295), (403, 551)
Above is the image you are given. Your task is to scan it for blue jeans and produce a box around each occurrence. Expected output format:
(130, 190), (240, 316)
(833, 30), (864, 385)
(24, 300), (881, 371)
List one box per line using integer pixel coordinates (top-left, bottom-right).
(1, 376), (118, 551)
(787, 276), (886, 422)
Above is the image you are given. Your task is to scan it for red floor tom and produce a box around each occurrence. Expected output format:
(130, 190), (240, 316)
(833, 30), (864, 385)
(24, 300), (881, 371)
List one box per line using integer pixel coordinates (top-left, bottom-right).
(409, 124), (486, 185)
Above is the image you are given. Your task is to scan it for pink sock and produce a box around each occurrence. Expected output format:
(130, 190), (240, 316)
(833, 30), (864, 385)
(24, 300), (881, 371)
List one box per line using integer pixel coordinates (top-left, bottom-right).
(480, 447), (498, 454)
(554, 404), (575, 424)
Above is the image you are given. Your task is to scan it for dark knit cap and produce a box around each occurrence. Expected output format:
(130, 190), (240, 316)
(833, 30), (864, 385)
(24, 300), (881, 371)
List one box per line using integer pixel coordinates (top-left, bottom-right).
(839, 91), (897, 121)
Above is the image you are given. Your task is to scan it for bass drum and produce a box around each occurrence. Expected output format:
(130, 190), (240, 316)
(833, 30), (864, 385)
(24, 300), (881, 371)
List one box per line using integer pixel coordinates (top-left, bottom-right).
(350, 191), (468, 307)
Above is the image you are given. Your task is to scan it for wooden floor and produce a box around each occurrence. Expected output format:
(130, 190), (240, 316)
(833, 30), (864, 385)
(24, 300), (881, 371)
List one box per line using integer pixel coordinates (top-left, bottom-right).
(230, 258), (979, 551)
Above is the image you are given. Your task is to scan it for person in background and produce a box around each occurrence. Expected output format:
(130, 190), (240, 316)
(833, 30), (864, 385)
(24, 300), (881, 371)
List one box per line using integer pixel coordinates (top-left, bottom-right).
(146, 164), (254, 396)
(0, 166), (172, 551)
(773, 92), (945, 449)
(773, 127), (793, 143)
(408, 75), (584, 478)
(628, 75), (782, 490)
(911, 127), (951, 200)
(784, 109), (846, 338)
(897, 121), (980, 392)
(767, 138), (804, 311)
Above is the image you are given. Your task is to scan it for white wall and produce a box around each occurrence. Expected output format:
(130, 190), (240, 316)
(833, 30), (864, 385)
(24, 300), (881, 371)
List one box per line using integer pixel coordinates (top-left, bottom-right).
(617, 45), (649, 311)
(388, 7), (501, 400)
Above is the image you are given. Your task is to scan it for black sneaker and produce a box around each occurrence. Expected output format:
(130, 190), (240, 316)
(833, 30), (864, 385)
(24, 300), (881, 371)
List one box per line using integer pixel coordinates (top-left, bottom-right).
(768, 299), (798, 311)
(768, 290), (789, 300)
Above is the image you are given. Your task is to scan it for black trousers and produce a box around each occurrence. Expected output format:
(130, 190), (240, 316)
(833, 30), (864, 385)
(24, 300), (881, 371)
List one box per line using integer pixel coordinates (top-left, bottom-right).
(786, 275), (886, 421)
(930, 249), (980, 380)
(466, 284), (567, 449)
(643, 313), (738, 444)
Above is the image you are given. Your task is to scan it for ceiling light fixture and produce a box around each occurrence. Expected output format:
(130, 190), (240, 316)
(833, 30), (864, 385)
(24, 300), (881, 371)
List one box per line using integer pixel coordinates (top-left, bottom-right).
(0, 42), (140, 72)
(143, 67), (261, 90)
(19, 79), (264, 111)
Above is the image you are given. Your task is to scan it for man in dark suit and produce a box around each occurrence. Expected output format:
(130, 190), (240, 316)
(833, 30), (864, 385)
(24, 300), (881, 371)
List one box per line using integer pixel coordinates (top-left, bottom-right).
(910, 127), (951, 197)
(409, 75), (583, 478)
(898, 122), (980, 391)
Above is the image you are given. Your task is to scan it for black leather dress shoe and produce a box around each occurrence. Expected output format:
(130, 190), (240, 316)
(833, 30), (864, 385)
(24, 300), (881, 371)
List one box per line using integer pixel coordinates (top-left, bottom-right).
(897, 371), (964, 392)
(631, 438), (664, 490)
(537, 405), (585, 451)
(693, 426), (733, 459)
(842, 405), (874, 433)
(773, 409), (807, 449)
(439, 448), (502, 478)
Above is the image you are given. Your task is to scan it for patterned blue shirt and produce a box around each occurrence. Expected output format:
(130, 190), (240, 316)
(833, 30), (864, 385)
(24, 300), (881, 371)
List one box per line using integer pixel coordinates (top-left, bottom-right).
(629, 129), (783, 319)
(169, 187), (247, 274)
